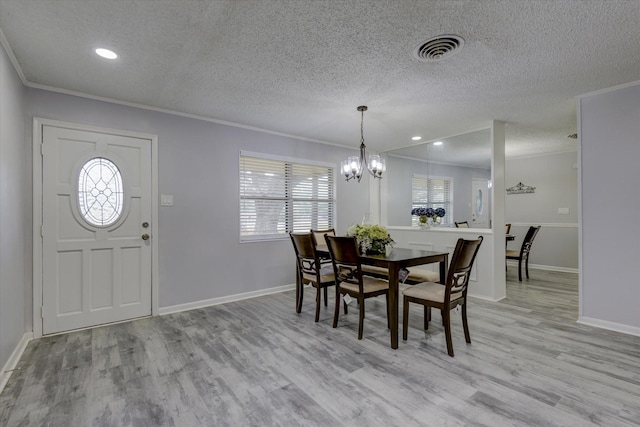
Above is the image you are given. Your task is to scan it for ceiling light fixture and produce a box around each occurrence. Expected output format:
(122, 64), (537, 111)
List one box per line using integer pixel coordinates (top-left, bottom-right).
(412, 136), (422, 141)
(341, 106), (385, 182)
(95, 48), (118, 59)
(433, 141), (443, 146)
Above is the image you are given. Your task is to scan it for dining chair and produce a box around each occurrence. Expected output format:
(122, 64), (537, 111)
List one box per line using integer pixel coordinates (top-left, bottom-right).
(289, 232), (336, 322)
(324, 235), (389, 340)
(506, 225), (541, 281)
(505, 223), (512, 234)
(311, 228), (335, 304)
(402, 236), (483, 357)
(454, 221), (469, 228)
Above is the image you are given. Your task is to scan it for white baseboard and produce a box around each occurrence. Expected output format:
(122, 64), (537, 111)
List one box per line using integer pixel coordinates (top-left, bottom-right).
(577, 316), (640, 337)
(0, 332), (33, 394)
(506, 261), (578, 274)
(158, 284), (296, 316)
(468, 293), (506, 303)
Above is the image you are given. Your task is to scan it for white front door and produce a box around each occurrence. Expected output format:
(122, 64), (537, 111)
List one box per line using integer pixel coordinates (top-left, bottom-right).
(41, 125), (152, 334)
(471, 179), (489, 228)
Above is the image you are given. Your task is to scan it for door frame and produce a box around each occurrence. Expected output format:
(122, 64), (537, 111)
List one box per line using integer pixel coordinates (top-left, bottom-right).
(32, 118), (159, 338)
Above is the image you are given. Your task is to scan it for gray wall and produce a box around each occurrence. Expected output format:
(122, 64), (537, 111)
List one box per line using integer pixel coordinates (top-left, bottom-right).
(0, 43), (27, 369)
(25, 88), (370, 310)
(383, 155), (491, 226)
(580, 82), (640, 330)
(505, 151), (578, 270)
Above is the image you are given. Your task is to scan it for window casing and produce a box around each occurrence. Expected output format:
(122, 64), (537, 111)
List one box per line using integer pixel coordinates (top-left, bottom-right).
(411, 174), (453, 226)
(240, 151), (335, 241)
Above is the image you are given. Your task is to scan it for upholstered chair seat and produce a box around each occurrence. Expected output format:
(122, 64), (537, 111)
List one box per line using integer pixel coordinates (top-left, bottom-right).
(403, 282), (462, 304)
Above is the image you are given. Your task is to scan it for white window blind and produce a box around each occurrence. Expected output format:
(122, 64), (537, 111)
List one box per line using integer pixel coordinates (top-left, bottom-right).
(411, 175), (453, 225)
(240, 153), (335, 241)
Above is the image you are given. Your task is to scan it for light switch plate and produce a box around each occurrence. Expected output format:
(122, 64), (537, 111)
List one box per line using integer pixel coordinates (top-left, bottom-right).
(558, 207), (569, 215)
(161, 194), (174, 206)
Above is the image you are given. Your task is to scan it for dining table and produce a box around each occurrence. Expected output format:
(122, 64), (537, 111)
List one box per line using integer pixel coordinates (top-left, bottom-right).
(308, 246), (449, 349)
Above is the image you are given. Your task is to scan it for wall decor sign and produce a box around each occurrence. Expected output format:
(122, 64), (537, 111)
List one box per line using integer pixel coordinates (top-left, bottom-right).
(506, 182), (536, 194)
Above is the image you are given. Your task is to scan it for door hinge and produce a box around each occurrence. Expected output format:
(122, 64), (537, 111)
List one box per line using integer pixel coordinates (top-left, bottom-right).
(40, 225), (44, 237)
(40, 143), (44, 156)
(40, 306), (44, 319)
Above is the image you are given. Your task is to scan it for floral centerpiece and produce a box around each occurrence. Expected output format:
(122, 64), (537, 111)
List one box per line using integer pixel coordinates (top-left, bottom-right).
(346, 224), (394, 255)
(411, 207), (446, 227)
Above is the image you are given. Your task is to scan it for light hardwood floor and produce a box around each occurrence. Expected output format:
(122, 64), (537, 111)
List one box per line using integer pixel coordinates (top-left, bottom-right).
(2, 269), (640, 426)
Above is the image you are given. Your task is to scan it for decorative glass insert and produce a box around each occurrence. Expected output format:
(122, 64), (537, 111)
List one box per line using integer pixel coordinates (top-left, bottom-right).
(78, 157), (124, 226)
(476, 189), (483, 215)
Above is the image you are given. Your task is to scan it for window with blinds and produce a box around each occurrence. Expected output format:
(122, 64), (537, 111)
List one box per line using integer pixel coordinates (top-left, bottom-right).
(411, 174), (453, 225)
(240, 152), (335, 241)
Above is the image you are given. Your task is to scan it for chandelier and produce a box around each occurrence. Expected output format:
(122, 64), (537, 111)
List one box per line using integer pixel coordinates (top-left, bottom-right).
(341, 106), (385, 182)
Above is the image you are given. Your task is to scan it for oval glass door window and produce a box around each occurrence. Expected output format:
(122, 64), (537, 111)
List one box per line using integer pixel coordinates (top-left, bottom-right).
(476, 189), (483, 215)
(78, 157), (124, 226)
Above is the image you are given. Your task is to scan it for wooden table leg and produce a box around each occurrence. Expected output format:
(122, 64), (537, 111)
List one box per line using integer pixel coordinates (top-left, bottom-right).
(388, 263), (400, 349)
(295, 264), (303, 313)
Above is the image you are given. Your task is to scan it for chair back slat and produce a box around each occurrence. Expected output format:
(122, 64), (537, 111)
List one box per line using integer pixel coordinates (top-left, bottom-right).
(311, 228), (335, 247)
(290, 232), (321, 276)
(520, 226), (541, 256)
(324, 235), (363, 290)
(446, 236), (483, 298)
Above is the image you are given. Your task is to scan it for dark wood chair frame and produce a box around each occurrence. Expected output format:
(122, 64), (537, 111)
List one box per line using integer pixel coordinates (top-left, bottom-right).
(290, 232), (335, 322)
(403, 236), (483, 357)
(310, 228), (335, 303)
(454, 221), (469, 228)
(506, 225), (541, 281)
(324, 235), (390, 340)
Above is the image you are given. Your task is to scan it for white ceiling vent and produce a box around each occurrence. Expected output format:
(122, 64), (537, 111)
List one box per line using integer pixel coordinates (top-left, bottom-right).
(413, 35), (464, 62)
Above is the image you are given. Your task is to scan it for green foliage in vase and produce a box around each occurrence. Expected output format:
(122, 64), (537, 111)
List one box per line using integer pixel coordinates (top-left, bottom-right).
(346, 224), (394, 254)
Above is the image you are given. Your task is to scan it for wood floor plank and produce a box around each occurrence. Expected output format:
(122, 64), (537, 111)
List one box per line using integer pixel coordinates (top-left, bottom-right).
(2, 269), (640, 426)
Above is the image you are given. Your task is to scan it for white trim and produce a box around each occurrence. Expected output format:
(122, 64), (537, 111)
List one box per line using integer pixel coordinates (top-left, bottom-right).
(25, 82), (353, 149)
(577, 79), (640, 100)
(384, 124), (495, 153)
(577, 95), (584, 319)
(506, 149), (577, 161)
(468, 294), (506, 303)
(507, 222), (578, 228)
(577, 316), (640, 338)
(0, 333), (33, 394)
(32, 118), (160, 338)
(406, 241), (434, 249)
(506, 261), (578, 274)
(0, 28), (27, 84)
(158, 284), (296, 316)
(240, 149), (335, 168)
(388, 153), (490, 170)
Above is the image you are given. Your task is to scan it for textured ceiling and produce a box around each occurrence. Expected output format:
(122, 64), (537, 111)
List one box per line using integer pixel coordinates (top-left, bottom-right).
(1, 0), (639, 159)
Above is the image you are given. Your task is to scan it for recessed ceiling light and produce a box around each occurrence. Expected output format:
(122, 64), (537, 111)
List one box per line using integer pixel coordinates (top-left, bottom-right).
(412, 136), (422, 141)
(95, 48), (118, 59)
(433, 141), (443, 146)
